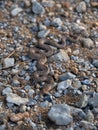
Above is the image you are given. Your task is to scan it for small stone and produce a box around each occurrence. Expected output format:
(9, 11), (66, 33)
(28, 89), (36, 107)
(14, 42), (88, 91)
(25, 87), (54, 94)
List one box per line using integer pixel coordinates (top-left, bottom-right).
(32, 1), (45, 15)
(82, 38), (94, 48)
(76, 2), (86, 13)
(59, 72), (76, 81)
(86, 110), (94, 122)
(2, 87), (12, 96)
(75, 95), (89, 108)
(12, 79), (20, 87)
(80, 120), (97, 130)
(48, 104), (73, 125)
(93, 60), (98, 68)
(3, 58), (14, 68)
(42, 0), (55, 7)
(52, 18), (63, 27)
(49, 49), (69, 63)
(88, 93), (98, 107)
(38, 29), (50, 38)
(11, 7), (23, 16)
(57, 79), (72, 92)
(6, 93), (29, 106)
(28, 89), (35, 97)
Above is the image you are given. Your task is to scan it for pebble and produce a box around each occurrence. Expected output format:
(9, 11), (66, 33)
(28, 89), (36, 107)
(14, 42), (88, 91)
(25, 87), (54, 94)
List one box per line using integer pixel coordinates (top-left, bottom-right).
(59, 72), (76, 81)
(38, 29), (50, 38)
(11, 7), (23, 16)
(92, 60), (98, 68)
(12, 79), (20, 87)
(2, 87), (12, 96)
(42, 0), (55, 7)
(88, 93), (98, 107)
(48, 104), (73, 125)
(86, 110), (94, 122)
(3, 58), (14, 68)
(6, 93), (29, 106)
(52, 18), (63, 27)
(82, 38), (94, 48)
(80, 120), (97, 130)
(32, 1), (45, 15)
(75, 94), (89, 108)
(70, 107), (86, 119)
(76, 1), (86, 13)
(49, 49), (70, 63)
(57, 79), (72, 92)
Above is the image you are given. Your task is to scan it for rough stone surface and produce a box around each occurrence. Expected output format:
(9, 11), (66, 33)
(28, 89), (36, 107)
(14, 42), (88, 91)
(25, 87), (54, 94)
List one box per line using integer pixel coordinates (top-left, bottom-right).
(76, 2), (86, 13)
(82, 38), (94, 48)
(6, 93), (29, 106)
(3, 58), (14, 68)
(48, 104), (73, 125)
(32, 2), (45, 15)
(49, 50), (70, 63)
(11, 7), (23, 16)
(57, 79), (72, 91)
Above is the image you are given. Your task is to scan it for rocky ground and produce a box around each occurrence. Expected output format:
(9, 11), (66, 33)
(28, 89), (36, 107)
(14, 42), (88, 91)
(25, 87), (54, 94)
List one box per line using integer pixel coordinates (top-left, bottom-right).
(0, 0), (98, 130)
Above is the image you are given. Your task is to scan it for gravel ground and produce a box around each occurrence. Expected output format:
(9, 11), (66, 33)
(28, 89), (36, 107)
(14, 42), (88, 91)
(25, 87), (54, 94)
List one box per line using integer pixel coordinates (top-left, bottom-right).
(0, 0), (98, 130)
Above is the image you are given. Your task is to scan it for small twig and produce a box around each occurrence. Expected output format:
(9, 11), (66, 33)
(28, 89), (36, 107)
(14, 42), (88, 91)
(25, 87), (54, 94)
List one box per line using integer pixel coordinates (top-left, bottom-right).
(6, 50), (16, 58)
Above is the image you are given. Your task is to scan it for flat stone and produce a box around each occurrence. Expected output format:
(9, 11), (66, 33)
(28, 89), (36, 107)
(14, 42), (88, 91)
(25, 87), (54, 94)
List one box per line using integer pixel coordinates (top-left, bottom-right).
(48, 104), (73, 125)
(11, 7), (23, 16)
(32, 1), (45, 15)
(3, 58), (14, 68)
(6, 93), (29, 106)
(49, 49), (70, 63)
(57, 79), (72, 91)
(59, 72), (76, 81)
(38, 29), (50, 38)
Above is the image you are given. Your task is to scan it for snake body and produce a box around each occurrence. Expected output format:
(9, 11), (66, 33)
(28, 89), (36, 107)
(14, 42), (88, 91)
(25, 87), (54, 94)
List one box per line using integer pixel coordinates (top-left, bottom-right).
(29, 38), (66, 92)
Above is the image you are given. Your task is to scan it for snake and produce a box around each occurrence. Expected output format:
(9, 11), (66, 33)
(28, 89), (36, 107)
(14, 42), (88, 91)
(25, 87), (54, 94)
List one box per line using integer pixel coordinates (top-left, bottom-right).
(29, 38), (66, 93)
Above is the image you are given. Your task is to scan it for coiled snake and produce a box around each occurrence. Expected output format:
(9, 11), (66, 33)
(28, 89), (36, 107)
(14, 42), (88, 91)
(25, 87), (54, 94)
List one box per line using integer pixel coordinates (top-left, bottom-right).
(29, 38), (66, 94)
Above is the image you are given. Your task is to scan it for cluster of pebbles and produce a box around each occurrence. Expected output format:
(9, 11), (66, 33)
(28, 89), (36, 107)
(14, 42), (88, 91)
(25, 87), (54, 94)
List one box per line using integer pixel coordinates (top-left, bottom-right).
(0, 0), (98, 129)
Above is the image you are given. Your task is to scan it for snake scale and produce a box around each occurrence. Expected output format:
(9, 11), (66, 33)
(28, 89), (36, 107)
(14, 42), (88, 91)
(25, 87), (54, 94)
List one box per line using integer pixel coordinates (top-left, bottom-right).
(29, 38), (66, 94)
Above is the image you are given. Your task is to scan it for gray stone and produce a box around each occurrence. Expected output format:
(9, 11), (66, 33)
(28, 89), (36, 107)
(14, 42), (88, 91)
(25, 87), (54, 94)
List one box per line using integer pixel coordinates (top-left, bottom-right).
(93, 60), (98, 68)
(3, 58), (14, 68)
(88, 93), (98, 107)
(86, 110), (94, 122)
(32, 1), (45, 15)
(80, 120), (97, 130)
(2, 87), (12, 96)
(42, 0), (55, 7)
(59, 72), (76, 81)
(70, 107), (86, 119)
(75, 95), (89, 108)
(76, 2), (86, 13)
(71, 23), (86, 33)
(38, 30), (50, 38)
(40, 101), (49, 108)
(49, 49), (70, 63)
(57, 79), (72, 91)
(82, 38), (94, 48)
(48, 104), (73, 125)
(12, 79), (20, 87)
(6, 93), (29, 106)
(28, 89), (35, 97)
(11, 7), (23, 16)
(52, 18), (63, 27)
